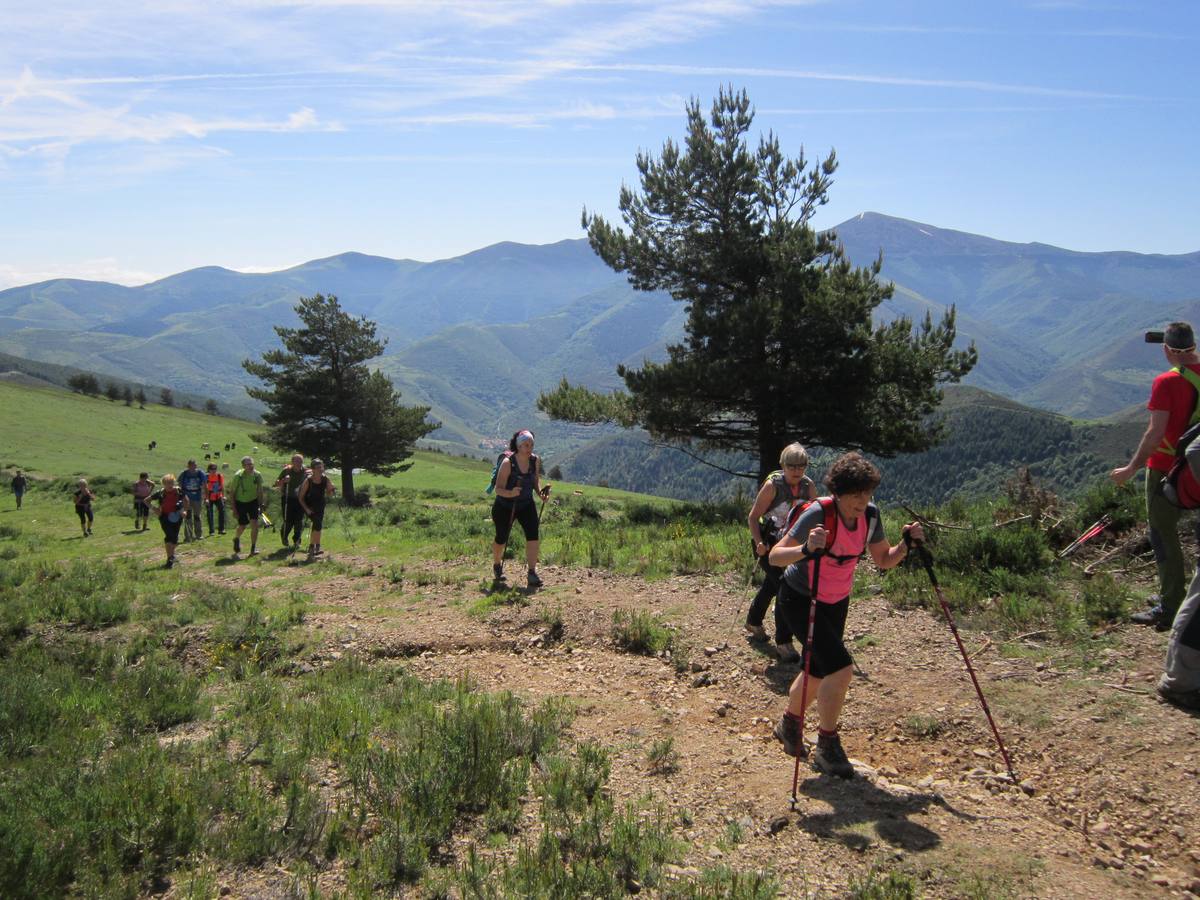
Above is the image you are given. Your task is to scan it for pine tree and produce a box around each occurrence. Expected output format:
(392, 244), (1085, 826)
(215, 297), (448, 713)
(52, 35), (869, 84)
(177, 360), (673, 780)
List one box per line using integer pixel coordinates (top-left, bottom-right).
(243, 293), (435, 502)
(538, 88), (976, 482)
(159, 388), (174, 407)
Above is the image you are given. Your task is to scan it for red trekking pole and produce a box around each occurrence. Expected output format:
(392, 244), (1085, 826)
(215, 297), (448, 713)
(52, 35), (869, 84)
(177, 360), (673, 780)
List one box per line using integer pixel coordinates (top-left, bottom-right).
(913, 540), (1017, 783)
(790, 550), (823, 810)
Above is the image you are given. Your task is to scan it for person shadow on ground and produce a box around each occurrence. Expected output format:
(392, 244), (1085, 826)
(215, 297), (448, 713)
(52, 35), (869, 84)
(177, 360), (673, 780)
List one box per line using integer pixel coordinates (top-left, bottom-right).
(792, 773), (981, 853)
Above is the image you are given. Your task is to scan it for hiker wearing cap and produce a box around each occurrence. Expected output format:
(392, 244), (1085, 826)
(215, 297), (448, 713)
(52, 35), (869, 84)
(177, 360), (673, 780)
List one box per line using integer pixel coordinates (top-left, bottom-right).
(149, 473), (189, 568)
(132, 472), (155, 531)
(230, 456), (265, 557)
(1111, 321), (1200, 631)
(275, 454), (308, 549)
(12, 470), (28, 509)
(204, 463), (226, 536)
(745, 443), (817, 663)
(768, 452), (922, 777)
(297, 458), (336, 557)
(491, 430), (549, 588)
(178, 459), (206, 542)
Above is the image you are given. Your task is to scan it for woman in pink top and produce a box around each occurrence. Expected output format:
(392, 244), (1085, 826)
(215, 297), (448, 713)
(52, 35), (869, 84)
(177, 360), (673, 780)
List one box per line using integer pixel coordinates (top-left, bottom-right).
(768, 452), (923, 778)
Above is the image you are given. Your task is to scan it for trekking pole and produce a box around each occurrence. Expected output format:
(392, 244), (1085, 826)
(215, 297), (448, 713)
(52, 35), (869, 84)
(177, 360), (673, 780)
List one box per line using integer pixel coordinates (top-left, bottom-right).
(790, 549), (823, 810)
(1058, 514), (1112, 559)
(913, 541), (1018, 783)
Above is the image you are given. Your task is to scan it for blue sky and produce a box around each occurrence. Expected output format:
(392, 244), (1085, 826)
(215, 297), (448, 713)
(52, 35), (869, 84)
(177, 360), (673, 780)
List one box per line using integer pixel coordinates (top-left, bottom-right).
(1, 0), (1196, 287)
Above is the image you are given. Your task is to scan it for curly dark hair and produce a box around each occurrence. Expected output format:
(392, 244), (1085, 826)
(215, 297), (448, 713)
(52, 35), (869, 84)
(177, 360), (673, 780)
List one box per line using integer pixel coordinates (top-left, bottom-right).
(824, 451), (882, 496)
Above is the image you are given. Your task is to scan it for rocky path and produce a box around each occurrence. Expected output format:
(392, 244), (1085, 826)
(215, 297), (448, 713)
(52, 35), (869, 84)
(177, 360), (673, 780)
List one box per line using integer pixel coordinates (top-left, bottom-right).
(217, 555), (1200, 897)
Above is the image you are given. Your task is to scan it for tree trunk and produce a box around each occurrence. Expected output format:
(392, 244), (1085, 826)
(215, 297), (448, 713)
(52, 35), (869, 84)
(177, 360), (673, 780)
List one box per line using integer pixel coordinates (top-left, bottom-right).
(340, 464), (355, 505)
(756, 416), (779, 486)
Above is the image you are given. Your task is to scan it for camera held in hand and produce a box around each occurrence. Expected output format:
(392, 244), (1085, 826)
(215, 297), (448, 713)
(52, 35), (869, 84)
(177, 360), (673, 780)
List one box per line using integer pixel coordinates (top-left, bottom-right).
(1146, 330), (1166, 344)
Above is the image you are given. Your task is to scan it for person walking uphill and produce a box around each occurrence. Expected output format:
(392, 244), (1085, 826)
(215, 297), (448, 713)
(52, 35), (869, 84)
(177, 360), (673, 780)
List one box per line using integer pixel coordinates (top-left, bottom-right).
(769, 452), (922, 777)
(12, 470), (28, 509)
(149, 474), (190, 569)
(746, 443), (817, 663)
(276, 454), (308, 548)
(132, 472), (155, 531)
(205, 463), (226, 536)
(491, 430), (550, 588)
(298, 458), (335, 558)
(230, 456), (265, 557)
(1111, 322), (1200, 631)
(178, 459), (206, 541)
(73, 479), (96, 536)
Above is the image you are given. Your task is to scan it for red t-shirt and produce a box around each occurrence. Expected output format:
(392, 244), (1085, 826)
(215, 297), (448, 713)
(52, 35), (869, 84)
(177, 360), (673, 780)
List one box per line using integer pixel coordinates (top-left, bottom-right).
(1147, 364), (1200, 472)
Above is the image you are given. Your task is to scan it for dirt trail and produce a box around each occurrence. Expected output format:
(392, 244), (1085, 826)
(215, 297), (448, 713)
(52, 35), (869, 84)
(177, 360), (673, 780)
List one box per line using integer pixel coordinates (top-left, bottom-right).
(213, 555), (1200, 897)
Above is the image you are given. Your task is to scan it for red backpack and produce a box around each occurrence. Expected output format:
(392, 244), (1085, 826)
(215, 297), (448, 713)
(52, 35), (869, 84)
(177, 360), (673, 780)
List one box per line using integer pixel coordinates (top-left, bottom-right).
(783, 496), (876, 564)
(1163, 421), (1200, 509)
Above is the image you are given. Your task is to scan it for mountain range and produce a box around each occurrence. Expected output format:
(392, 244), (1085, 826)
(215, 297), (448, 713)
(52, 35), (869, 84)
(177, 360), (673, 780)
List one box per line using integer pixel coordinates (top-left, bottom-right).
(1, 213), (1195, 470)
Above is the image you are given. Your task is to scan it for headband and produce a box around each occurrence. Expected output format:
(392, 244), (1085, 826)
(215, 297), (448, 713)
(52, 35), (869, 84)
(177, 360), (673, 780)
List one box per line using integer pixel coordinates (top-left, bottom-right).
(516, 430), (534, 446)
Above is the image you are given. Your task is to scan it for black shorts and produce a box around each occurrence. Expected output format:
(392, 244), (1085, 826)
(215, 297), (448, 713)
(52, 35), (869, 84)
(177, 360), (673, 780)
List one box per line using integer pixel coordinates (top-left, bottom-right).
(492, 500), (539, 545)
(76, 505), (93, 524)
(235, 499), (260, 526)
(777, 581), (853, 678)
(307, 505), (325, 531)
(159, 516), (182, 544)
(135, 498), (151, 515)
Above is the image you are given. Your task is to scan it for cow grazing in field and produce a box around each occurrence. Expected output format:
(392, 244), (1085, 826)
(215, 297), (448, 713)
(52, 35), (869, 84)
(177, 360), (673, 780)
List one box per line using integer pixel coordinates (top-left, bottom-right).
(148, 440), (157, 451)
(204, 454), (211, 460)
(201, 442), (210, 450)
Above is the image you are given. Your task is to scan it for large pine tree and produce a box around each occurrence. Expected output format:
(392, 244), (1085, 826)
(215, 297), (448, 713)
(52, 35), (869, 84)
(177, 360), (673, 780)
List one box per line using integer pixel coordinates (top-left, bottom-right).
(539, 88), (977, 483)
(244, 294), (435, 502)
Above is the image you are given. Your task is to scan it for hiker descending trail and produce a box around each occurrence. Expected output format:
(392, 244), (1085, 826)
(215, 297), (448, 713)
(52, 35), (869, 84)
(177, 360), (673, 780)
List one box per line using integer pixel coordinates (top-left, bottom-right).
(745, 443), (817, 662)
(489, 430), (550, 589)
(769, 452), (922, 779)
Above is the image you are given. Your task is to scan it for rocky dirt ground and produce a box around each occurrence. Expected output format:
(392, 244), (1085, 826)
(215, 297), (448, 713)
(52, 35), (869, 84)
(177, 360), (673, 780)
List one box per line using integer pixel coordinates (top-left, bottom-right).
(186, 550), (1200, 899)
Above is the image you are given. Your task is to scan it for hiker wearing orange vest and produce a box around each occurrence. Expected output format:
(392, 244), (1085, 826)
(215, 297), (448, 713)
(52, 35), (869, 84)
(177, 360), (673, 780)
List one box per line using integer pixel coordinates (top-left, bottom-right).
(1111, 321), (1200, 631)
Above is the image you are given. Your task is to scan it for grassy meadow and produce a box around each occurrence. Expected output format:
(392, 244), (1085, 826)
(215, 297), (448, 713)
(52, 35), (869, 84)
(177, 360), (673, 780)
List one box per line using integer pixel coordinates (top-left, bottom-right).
(0, 380), (1148, 898)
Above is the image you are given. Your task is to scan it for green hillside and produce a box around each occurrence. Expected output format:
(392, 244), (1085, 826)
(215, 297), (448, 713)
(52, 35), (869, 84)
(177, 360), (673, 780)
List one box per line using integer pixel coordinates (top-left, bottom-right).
(0, 380), (646, 505)
(557, 385), (1146, 505)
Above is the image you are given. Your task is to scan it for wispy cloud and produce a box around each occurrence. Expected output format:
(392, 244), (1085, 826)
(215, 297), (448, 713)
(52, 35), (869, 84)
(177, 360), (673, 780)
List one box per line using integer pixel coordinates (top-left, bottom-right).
(0, 259), (164, 289)
(572, 61), (1139, 99)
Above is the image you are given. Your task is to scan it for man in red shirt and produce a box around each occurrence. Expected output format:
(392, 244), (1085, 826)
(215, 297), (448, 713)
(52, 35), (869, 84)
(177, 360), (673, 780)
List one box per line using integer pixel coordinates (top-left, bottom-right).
(1112, 322), (1200, 630)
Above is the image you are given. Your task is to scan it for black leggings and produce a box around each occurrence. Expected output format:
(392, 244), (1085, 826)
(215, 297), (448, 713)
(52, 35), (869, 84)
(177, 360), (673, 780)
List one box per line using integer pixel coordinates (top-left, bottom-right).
(776, 581), (852, 678)
(492, 500), (538, 545)
(746, 558), (794, 644)
(76, 506), (94, 525)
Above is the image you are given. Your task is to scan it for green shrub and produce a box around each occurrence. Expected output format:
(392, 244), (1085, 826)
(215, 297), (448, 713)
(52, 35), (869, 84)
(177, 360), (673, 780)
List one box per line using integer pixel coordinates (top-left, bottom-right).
(848, 867), (920, 900)
(1080, 573), (1131, 626)
(647, 737), (680, 775)
(612, 609), (676, 656)
(663, 866), (780, 899)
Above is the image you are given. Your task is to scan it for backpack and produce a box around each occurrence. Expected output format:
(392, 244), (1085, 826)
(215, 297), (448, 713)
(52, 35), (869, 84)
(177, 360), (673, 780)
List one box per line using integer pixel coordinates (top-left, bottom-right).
(783, 496), (877, 565)
(757, 471), (815, 548)
(485, 451), (538, 495)
(1163, 420), (1200, 509)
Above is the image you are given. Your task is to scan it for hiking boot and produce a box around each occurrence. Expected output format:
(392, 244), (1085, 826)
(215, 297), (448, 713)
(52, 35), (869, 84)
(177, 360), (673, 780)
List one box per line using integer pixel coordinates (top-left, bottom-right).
(744, 623), (769, 642)
(776, 642), (801, 664)
(814, 732), (854, 779)
(1131, 604), (1170, 629)
(527, 570), (544, 588)
(233, 537), (241, 555)
(773, 714), (805, 758)
(249, 545), (258, 556)
(1157, 683), (1200, 711)
(165, 557), (175, 569)
(493, 564), (506, 583)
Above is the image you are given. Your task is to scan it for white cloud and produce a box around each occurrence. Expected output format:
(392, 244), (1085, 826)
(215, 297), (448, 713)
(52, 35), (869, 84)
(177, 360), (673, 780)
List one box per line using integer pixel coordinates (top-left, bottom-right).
(0, 259), (164, 289)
